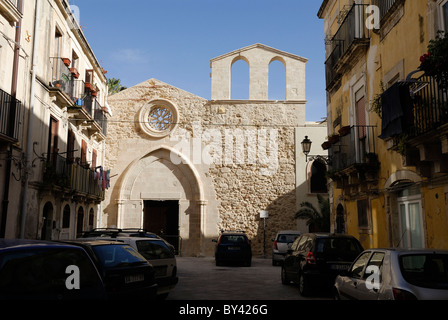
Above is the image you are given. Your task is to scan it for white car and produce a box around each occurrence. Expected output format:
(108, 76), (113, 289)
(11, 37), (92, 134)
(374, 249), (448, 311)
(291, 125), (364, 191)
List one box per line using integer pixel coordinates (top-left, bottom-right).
(82, 236), (178, 299)
(334, 248), (448, 300)
(272, 230), (301, 266)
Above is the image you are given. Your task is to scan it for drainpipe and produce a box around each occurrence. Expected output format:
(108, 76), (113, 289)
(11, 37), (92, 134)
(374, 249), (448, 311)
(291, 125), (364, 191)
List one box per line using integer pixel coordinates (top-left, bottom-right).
(20, 0), (41, 239)
(0, 0), (23, 238)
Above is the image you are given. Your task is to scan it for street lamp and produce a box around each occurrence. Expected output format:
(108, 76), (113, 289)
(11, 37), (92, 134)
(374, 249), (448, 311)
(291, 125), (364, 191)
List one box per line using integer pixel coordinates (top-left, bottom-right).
(301, 136), (331, 164)
(301, 136), (312, 162)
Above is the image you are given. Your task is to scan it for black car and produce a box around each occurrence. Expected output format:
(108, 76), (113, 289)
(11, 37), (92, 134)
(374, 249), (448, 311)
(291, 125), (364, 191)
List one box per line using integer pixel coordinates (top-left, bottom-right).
(281, 233), (364, 296)
(63, 240), (158, 300)
(0, 239), (106, 300)
(213, 231), (252, 267)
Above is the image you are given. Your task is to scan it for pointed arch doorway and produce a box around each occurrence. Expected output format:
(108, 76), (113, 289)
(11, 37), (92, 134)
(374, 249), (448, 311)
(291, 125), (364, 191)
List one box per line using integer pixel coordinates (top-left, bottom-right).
(116, 146), (217, 257)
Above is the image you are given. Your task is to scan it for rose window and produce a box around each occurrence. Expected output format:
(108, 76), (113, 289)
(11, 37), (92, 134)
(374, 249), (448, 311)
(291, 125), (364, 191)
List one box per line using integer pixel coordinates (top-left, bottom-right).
(148, 106), (174, 132)
(138, 100), (179, 138)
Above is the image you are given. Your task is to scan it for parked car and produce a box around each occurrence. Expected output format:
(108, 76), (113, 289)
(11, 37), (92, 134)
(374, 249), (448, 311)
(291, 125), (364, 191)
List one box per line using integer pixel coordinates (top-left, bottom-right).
(281, 233), (364, 296)
(213, 231), (252, 267)
(0, 239), (106, 300)
(63, 240), (158, 300)
(80, 228), (175, 253)
(82, 236), (178, 299)
(272, 230), (301, 266)
(334, 248), (448, 300)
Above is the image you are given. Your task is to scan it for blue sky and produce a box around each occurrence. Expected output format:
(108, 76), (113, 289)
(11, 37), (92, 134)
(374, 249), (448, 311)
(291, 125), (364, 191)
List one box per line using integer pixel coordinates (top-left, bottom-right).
(71, 0), (327, 122)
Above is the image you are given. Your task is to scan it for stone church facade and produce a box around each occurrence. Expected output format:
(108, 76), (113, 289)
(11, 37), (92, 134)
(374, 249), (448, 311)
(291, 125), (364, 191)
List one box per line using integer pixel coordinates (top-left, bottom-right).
(103, 44), (327, 257)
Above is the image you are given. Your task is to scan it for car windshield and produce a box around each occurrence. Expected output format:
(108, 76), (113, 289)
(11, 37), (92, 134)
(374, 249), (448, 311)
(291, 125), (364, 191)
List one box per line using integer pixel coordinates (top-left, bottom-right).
(400, 254), (448, 290)
(277, 234), (299, 243)
(315, 237), (363, 258)
(220, 235), (247, 244)
(92, 244), (147, 268)
(136, 240), (174, 260)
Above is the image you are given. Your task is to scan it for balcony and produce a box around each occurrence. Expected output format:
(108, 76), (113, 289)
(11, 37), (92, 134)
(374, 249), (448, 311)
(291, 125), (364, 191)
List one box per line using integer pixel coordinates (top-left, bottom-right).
(49, 57), (107, 138)
(325, 4), (371, 90)
(328, 125), (380, 190)
(44, 154), (106, 202)
(0, 88), (24, 143)
(380, 74), (448, 177)
(371, 0), (404, 23)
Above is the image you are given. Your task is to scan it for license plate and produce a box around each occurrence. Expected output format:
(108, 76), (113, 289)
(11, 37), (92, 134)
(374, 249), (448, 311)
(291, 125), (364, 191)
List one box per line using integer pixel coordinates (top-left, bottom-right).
(125, 273), (144, 284)
(330, 264), (349, 271)
(228, 246), (241, 251)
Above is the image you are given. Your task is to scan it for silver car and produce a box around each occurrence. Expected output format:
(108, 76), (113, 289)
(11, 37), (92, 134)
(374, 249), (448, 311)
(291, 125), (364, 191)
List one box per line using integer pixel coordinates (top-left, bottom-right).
(272, 230), (301, 266)
(334, 248), (448, 300)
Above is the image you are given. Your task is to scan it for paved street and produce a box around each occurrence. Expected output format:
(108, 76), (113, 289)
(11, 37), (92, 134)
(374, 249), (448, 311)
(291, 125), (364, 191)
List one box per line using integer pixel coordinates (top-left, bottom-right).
(167, 257), (331, 300)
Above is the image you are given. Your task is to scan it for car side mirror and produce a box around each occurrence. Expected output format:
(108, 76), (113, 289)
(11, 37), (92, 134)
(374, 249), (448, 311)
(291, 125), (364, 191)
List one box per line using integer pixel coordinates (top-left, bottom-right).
(212, 239), (217, 243)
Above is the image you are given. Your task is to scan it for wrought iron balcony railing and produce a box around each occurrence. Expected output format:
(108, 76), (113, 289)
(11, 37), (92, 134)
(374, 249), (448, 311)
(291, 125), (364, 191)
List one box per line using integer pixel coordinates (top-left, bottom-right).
(329, 125), (378, 174)
(0, 87), (24, 143)
(325, 3), (371, 89)
(44, 153), (106, 200)
(371, 0), (401, 22)
(379, 75), (448, 140)
(50, 57), (107, 136)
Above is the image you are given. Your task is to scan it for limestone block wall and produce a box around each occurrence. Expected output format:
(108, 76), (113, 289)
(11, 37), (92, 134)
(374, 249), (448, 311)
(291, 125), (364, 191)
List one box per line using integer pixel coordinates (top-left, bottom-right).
(203, 100), (305, 255)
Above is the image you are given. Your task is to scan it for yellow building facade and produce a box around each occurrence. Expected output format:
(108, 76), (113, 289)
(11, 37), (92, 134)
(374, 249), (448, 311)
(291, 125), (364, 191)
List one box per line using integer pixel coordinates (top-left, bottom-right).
(318, 0), (448, 250)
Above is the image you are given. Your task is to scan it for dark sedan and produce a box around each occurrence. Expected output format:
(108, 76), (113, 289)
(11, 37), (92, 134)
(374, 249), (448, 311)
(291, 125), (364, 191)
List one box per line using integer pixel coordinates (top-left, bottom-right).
(213, 231), (252, 267)
(63, 240), (157, 300)
(0, 239), (106, 300)
(282, 233), (363, 296)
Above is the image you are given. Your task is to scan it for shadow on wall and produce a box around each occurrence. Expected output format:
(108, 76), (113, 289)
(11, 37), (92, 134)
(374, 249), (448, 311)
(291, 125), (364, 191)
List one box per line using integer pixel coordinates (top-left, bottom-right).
(251, 178), (329, 257)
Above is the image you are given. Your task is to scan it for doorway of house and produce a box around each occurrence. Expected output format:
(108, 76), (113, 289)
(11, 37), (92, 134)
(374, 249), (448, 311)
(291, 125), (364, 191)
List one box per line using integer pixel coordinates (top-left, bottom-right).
(143, 200), (180, 254)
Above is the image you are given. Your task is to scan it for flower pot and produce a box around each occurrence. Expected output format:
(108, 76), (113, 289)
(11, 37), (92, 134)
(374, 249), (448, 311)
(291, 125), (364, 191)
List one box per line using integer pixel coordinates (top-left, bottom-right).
(70, 68), (80, 79)
(329, 134), (340, 144)
(62, 58), (71, 67)
(85, 83), (94, 91)
(321, 141), (332, 150)
(338, 126), (351, 137)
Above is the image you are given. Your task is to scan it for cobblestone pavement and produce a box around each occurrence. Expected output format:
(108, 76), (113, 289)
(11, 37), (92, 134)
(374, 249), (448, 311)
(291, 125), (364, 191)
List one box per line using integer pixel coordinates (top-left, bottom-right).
(167, 257), (331, 300)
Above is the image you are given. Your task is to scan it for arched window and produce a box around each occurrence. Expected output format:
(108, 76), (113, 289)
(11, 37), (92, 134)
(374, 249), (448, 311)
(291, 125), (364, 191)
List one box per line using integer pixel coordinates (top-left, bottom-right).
(310, 160), (328, 194)
(76, 206), (84, 237)
(62, 204), (71, 229)
(88, 208), (95, 230)
(41, 202), (54, 240)
(269, 58), (286, 100)
(231, 58), (250, 100)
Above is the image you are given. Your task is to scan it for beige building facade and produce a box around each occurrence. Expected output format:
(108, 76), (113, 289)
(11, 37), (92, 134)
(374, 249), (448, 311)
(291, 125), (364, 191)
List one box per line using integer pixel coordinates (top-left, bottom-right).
(0, 0), (109, 240)
(104, 44), (328, 257)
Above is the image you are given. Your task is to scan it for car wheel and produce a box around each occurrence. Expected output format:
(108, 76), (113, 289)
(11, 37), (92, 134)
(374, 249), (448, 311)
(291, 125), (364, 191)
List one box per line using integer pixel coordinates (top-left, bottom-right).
(281, 266), (290, 285)
(298, 272), (311, 297)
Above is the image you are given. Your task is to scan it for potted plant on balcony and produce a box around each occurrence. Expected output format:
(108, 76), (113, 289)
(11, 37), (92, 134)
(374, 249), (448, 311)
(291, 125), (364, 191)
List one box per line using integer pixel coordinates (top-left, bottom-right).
(419, 31), (448, 90)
